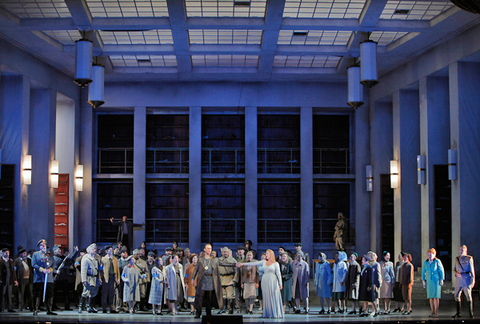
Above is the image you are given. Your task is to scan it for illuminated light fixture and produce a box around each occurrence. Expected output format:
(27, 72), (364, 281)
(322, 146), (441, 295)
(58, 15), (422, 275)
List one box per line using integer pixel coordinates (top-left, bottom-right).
(23, 155), (32, 185)
(347, 63), (364, 109)
(75, 165), (83, 191)
(366, 165), (373, 192)
(51, 160), (59, 189)
(417, 155), (426, 185)
(360, 39), (379, 88)
(390, 160), (399, 189)
(74, 38), (93, 87)
(448, 149), (457, 180)
(88, 64), (105, 108)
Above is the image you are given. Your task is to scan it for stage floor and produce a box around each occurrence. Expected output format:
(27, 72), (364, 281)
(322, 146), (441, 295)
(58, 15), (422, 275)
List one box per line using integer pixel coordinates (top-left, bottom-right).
(0, 305), (477, 323)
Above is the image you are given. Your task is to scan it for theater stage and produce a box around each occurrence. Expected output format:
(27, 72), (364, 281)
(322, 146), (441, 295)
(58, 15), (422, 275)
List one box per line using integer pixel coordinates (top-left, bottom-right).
(0, 305), (476, 324)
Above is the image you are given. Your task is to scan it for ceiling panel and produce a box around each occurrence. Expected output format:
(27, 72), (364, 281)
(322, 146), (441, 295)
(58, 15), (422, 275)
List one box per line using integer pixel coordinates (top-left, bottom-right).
(109, 54), (177, 67)
(274, 55), (341, 67)
(188, 29), (263, 45)
(191, 54), (259, 66)
(278, 30), (352, 46)
(185, 0), (267, 18)
(86, 0), (169, 18)
(0, 0), (71, 18)
(380, 1), (454, 20)
(100, 30), (173, 45)
(283, 0), (366, 19)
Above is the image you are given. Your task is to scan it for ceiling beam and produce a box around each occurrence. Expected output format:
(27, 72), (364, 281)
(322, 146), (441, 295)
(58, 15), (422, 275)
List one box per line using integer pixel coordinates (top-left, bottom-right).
(167, 0), (191, 74)
(64, 0), (92, 30)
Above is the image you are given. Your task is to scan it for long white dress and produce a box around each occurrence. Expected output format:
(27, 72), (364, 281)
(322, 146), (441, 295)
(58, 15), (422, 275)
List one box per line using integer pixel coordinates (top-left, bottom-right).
(245, 260), (284, 318)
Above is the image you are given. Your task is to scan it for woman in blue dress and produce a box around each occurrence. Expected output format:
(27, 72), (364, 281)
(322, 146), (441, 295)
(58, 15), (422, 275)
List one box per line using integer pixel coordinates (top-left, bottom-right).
(237, 249), (283, 318)
(422, 248), (444, 318)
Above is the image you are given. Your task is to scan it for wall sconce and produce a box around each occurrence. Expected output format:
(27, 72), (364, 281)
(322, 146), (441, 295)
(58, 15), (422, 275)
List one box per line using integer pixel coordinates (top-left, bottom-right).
(448, 149), (457, 180)
(74, 38), (93, 87)
(366, 165), (373, 192)
(23, 155), (32, 185)
(417, 155), (426, 185)
(75, 165), (83, 191)
(88, 63), (105, 108)
(347, 63), (364, 109)
(390, 160), (399, 188)
(51, 160), (59, 189)
(360, 39), (379, 88)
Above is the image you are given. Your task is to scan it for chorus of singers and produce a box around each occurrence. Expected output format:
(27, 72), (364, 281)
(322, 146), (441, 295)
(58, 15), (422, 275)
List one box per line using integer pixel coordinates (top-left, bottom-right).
(0, 238), (475, 319)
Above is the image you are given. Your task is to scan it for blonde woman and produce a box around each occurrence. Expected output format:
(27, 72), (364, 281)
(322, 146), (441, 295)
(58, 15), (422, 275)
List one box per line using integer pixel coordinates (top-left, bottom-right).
(237, 249), (283, 318)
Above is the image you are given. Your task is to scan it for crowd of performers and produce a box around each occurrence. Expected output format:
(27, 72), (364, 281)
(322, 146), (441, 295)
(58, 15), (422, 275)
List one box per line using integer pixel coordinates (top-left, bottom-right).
(0, 239), (475, 319)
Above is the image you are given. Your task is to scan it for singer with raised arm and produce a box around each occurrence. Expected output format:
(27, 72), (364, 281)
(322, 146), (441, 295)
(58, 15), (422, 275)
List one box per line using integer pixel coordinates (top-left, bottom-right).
(237, 249), (284, 318)
(110, 215), (145, 252)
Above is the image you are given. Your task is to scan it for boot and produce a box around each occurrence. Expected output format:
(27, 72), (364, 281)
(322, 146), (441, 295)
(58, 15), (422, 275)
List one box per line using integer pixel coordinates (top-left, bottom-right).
(229, 300), (235, 314)
(78, 297), (84, 314)
(469, 301), (474, 318)
(102, 303), (108, 314)
(452, 301), (461, 318)
(33, 297), (40, 316)
(218, 298), (228, 314)
(47, 297), (58, 315)
(89, 298), (98, 313)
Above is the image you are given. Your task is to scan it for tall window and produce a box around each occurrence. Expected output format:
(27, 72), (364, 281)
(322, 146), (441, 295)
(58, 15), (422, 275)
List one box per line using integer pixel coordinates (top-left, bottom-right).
(258, 182), (301, 243)
(201, 182), (245, 243)
(258, 115), (300, 174)
(146, 183), (189, 243)
(97, 114), (134, 174)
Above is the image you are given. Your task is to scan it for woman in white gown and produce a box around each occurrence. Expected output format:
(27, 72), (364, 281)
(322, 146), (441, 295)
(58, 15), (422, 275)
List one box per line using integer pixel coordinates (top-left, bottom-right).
(237, 249), (283, 318)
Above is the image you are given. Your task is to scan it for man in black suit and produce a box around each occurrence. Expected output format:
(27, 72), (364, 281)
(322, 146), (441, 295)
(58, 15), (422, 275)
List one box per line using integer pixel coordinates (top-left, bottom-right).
(110, 215), (144, 252)
(0, 248), (18, 312)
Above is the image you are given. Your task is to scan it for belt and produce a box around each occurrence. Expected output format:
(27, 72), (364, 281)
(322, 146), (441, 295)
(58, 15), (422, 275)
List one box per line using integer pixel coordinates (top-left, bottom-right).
(204, 273), (213, 276)
(220, 274), (234, 276)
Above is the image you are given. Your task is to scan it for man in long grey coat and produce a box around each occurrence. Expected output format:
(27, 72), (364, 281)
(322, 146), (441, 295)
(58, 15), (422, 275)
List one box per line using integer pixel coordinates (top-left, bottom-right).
(452, 245), (475, 319)
(80, 243), (101, 313)
(292, 254), (309, 313)
(191, 243), (236, 318)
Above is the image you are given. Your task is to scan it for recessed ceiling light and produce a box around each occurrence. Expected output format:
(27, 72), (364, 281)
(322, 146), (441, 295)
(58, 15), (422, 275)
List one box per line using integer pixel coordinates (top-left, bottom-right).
(137, 59), (151, 66)
(394, 9), (410, 15)
(293, 31), (308, 37)
(234, 1), (251, 7)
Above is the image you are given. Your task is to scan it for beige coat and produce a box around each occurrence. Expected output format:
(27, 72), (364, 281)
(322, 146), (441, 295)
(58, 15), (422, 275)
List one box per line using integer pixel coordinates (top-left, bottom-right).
(81, 254), (100, 286)
(101, 256), (120, 283)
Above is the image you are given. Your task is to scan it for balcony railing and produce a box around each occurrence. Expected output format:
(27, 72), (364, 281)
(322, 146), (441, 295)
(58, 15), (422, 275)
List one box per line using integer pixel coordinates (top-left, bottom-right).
(258, 218), (301, 243)
(97, 148), (133, 174)
(146, 218), (188, 243)
(146, 147), (189, 174)
(258, 148), (301, 174)
(201, 148), (245, 174)
(313, 148), (352, 174)
(201, 217), (245, 243)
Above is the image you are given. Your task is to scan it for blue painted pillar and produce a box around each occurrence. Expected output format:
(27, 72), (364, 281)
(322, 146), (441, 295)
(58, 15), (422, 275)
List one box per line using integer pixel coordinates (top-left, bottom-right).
(133, 107), (146, 248)
(419, 76), (449, 259)
(300, 106), (313, 259)
(354, 106), (370, 254)
(369, 101), (392, 254)
(449, 62), (480, 259)
(393, 89), (421, 263)
(245, 106), (258, 250)
(189, 106), (202, 251)
(0, 76), (32, 248)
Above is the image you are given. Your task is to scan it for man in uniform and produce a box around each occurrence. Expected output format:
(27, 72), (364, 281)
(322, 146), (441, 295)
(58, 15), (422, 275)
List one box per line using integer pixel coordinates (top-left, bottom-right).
(80, 243), (101, 313)
(453, 245), (475, 319)
(52, 245), (79, 311)
(116, 247), (129, 312)
(31, 239), (56, 315)
(192, 243), (236, 318)
(217, 247), (237, 314)
(234, 246), (246, 313)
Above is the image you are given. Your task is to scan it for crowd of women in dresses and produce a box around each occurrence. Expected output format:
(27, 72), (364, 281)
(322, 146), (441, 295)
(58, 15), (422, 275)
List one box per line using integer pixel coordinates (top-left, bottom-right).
(116, 245), (459, 319)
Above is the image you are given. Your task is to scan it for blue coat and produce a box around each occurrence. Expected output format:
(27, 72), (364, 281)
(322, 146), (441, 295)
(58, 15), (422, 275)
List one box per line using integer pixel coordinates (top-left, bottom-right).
(315, 260), (332, 298)
(422, 259), (444, 299)
(31, 251), (54, 283)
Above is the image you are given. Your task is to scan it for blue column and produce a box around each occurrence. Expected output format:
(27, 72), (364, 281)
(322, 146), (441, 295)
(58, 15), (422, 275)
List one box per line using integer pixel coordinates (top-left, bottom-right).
(133, 107), (146, 248)
(245, 106), (258, 249)
(0, 76), (32, 248)
(419, 76), (449, 259)
(369, 101), (392, 254)
(354, 106), (370, 254)
(449, 62), (480, 258)
(189, 106), (202, 251)
(393, 89), (421, 263)
(300, 107), (313, 258)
